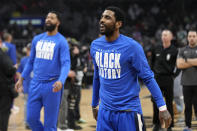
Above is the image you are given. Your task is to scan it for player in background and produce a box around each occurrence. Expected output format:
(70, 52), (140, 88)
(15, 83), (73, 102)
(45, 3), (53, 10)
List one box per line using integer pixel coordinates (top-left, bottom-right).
(16, 43), (32, 129)
(2, 33), (17, 66)
(15, 11), (71, 131)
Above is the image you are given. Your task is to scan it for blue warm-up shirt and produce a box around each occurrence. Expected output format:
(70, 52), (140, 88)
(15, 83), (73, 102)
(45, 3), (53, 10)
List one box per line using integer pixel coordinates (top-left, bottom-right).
(2, 42), (17, 65)
(90, 34), (166, 114)
(21, 32), (70, 84)
(17, 56), (33, 93)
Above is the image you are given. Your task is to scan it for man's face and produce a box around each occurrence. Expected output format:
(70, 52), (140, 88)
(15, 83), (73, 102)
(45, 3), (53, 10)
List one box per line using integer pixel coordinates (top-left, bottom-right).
(187, 31), (197, 46)
(99, 10), (116, 36)
(44, 13), (59, 32)
(161, 30), (172, 43)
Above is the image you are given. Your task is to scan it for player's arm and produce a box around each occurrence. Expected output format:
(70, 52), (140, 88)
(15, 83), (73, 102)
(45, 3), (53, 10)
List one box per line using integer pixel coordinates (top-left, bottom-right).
(53, 40), (71, 92)
(90, 45), (100, 120)
(91, 61), (100, 121)
(131, 43), (171, 128)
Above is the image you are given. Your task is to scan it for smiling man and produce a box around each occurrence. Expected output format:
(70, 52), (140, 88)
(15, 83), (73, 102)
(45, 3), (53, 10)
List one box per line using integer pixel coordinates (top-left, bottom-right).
(90, 6), (172, 131)
(15, 11), (70, 131)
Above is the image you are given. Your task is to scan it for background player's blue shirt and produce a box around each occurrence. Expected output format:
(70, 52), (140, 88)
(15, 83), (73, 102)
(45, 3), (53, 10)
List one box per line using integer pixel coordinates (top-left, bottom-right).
(90, 34), (166, 114)
(2, 42), (17, 65)
(17, 56), (33, 93)
(21, 32), (70, 84)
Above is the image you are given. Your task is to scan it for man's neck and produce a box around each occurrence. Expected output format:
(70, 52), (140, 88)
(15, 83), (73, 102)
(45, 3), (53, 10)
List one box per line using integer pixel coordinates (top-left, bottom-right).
(105, 31), (120, 42)
(189, 43), (197, 48)
(162, 42), (171, 49)
(5, 40), (11, 43)
(47, 29), (58, 36)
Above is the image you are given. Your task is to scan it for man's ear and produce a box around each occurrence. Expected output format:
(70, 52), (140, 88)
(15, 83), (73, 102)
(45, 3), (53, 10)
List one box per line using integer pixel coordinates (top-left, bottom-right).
(57, 20), (60, 26)
(116, 21), (122, 29)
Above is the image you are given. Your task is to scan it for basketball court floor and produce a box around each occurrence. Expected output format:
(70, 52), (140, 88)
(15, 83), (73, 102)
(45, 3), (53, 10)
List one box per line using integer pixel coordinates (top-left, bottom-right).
(8, 86), (197, 131)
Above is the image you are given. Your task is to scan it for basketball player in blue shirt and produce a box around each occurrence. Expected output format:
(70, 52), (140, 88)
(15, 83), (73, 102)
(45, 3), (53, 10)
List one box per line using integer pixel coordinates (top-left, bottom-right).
(91, 6), (172, 131)
(17, 43), (32, 129)
(2, 33), (17, 66)
(15, 11), (71, 131)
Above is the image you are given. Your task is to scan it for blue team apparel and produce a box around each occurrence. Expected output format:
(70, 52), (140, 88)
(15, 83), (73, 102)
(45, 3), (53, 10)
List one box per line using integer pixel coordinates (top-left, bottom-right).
(90, 34), (165, 113)
(2, 42), (17, 64)
(22, 32), (70, 84)
(97, 108), (146, 131)
(21, 32), (70, 131)
(17, 56), (32, 93)
(27, 79), (61, 131)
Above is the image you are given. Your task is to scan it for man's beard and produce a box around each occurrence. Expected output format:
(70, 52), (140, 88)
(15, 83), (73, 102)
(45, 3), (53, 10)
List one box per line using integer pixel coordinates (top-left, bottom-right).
(44, 23), (57, 32)
(100, 24), (116, 37)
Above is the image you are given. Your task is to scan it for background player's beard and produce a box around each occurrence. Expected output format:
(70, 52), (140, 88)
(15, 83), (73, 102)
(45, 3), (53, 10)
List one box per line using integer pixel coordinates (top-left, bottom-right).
(44, 23), (57, 32)
(100, 24), (116, 37)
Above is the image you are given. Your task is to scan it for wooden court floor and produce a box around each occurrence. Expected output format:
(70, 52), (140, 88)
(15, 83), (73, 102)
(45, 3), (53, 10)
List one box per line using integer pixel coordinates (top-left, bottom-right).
(8, 87), (197, 131)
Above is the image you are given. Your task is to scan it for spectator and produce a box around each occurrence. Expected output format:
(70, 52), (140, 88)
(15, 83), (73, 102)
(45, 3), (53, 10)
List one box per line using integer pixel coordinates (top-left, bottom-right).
(177, 29), (197, 131)
(0, 37), (16, 131)
(2, 32), (17, 66)
(151, 29), (178, 131)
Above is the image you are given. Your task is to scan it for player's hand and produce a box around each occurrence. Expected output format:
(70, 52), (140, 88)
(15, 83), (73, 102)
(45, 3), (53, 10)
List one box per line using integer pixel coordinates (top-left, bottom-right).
(68, 70), (76, 78)
(159, 110), (172, 128)
(53, 81), (63, 92)
(15, 77), (23, 92)
(92, 107), (98, 121)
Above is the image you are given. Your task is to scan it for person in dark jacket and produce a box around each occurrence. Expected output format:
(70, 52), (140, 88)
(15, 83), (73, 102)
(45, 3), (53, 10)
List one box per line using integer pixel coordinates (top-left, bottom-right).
(151, 29), (178, 131)
(0, 37), (16, 131)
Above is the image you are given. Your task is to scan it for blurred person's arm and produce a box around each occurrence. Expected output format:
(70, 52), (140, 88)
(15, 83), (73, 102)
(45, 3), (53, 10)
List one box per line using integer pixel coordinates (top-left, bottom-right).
(16, 37), (36, 91)
(176, 47), (193, 69)
(176, 58), (193, 69)
(187, 58), (197, 66)
(10, 44), (17, 66)
(21, 38), (36, 79)
(16, 58), (24, 79)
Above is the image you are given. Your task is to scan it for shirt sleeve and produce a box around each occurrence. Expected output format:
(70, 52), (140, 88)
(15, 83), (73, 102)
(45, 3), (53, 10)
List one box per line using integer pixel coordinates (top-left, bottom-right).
(90, 44), (100, 107)
(0, 49), (16, 77)
(21, 38), (36, 79)
(57, 39), (71, 85)
(17, 58), (24, 73)
(130, 43), (166, 108)
(10, 44), (17, 65)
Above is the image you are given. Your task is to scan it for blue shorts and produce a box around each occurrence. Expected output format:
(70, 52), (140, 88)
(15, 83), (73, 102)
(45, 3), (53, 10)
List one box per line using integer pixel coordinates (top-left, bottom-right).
(96, 108), (146, 131)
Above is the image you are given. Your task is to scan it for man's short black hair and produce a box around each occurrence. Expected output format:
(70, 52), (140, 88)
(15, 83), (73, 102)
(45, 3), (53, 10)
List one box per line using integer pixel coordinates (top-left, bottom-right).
(187, 28), (197, 34)
(105, 6), (125, 26)
(48, 11), (61, 22)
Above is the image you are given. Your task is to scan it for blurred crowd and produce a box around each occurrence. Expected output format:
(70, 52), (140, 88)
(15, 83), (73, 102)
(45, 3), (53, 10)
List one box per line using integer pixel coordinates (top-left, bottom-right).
(0, 0), (197, 52)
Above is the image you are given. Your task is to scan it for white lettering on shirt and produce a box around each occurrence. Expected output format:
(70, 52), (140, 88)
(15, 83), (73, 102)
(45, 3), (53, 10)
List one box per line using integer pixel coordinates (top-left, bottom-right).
(95, 50), (121, 79)
(36, 40), (55, 60)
